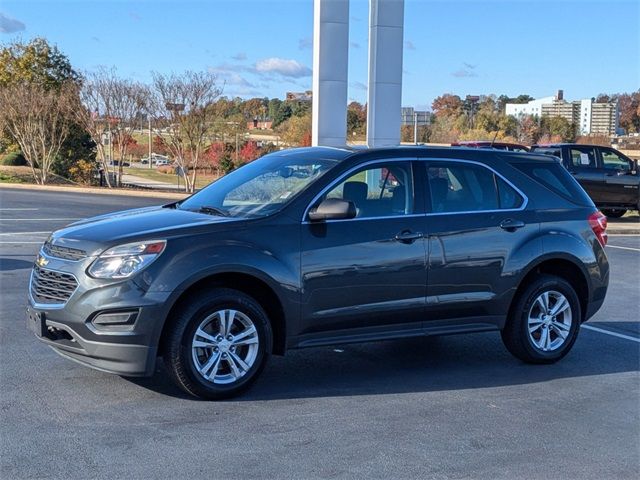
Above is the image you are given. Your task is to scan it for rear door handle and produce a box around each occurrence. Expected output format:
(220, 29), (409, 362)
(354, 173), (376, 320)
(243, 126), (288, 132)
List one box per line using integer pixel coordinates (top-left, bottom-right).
(499, 219), (525, 231)
(394, 230), (424, 243)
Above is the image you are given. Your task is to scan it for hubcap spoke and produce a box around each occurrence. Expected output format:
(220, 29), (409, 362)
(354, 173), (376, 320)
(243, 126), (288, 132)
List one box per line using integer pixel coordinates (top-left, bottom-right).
(550, 297), (569, 316)
(551, 323), (568, 340)
(227, 354), (242, 379)
(528, 318), (544, 333)
(231, 325), (257, 345)
(199, 351), (221, 378)
(219, 309), (236, 337)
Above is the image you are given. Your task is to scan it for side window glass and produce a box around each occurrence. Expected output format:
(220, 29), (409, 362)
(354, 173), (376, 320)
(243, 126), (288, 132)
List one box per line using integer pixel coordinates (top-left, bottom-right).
(428, 163), (498, 213)
(496, 177), (524, 209)
(601, 149), (630, 171)
(570, 148), (597, 168)
(324, 163), (413, 218)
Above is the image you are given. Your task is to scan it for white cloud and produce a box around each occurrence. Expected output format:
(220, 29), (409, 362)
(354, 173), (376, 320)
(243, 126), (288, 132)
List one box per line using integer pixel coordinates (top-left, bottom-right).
(0, 13), (25, 33)
(350, 81), (367, 91)
(255, 57), (311, 78)
(231, 52), (247, 61)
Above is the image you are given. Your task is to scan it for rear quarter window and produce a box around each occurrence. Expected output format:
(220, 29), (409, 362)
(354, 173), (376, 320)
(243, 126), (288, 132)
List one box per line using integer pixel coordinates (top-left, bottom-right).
(513, 162), (593, 207)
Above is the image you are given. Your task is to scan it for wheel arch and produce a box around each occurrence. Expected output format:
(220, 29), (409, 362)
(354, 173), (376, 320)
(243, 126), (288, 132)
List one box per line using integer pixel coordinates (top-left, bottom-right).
(158, 270), (288, 357)
(510, 254), (591, 323)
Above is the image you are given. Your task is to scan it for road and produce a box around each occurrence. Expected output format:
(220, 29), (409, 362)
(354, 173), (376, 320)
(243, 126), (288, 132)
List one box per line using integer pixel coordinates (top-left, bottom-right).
(1, 188), (638, 479)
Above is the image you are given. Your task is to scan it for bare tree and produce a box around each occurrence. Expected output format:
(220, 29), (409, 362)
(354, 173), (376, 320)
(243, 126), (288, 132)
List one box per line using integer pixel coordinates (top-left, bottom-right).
(75, 69), (113, 186)
(150, 71), (221, 192)
(0, 81), (76, 184)
(76, 68), (148, 187)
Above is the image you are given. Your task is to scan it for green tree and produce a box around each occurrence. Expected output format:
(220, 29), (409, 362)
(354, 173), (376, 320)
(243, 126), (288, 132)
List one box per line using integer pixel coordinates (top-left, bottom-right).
(0, 37), (79, 89)
(272, 102), (292, 127)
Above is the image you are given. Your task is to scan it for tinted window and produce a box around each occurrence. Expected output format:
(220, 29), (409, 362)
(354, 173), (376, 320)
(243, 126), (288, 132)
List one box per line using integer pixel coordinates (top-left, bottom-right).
(427, 163), (522, 213)
(601, 148), (630, 171)
(570, 147), (597, 168)
(532, 147), (562, 158)
(324, 163), (413, 218)
(497, 177), (524, 209)
(514, 162), (593, 206)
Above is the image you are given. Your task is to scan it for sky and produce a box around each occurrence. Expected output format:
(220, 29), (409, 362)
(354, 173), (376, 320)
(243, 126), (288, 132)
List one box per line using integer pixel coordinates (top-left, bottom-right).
(1, 0), (638, 111)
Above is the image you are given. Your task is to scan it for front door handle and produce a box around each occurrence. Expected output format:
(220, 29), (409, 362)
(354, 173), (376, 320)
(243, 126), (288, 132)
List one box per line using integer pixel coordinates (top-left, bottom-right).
(394, 230), (424, 244)
(499, 219), (525, 231)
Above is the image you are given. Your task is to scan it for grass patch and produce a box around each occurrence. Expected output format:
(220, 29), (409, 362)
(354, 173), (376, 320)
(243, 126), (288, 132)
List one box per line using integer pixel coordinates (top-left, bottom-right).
(0, 166), (75, 185)
(124, 166), (219, 189)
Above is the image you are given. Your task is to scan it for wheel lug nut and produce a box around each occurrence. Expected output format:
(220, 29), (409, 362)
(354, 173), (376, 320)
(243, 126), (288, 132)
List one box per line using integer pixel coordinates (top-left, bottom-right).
(227, 335), (233, 341)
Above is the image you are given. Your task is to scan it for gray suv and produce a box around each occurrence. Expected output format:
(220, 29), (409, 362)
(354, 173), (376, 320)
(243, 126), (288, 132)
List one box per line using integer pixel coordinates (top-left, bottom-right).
(27, 147), (610, 399)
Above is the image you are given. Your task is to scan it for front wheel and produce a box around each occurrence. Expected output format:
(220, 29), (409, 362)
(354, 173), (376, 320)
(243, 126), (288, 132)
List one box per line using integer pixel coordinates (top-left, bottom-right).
(164, 288), (272, 399)
(602, 209), (626, 218)
(501, 274), (581, 364)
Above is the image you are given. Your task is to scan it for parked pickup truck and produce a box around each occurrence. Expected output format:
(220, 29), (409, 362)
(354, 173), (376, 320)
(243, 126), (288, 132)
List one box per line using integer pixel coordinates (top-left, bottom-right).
(530, 143), (639, 218)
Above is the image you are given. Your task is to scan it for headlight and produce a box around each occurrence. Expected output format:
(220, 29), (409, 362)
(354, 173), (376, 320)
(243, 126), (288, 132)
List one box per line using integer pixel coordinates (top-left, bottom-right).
(88, 240), (166, 279)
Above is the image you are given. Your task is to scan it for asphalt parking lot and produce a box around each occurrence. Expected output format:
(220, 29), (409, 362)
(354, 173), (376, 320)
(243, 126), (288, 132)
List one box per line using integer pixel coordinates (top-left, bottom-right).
(1, 187), (638, 479)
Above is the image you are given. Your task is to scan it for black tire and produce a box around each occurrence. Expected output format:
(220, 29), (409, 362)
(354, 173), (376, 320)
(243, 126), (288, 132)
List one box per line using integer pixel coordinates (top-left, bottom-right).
(602, 209), (626, 218)
(501, 274), (581, 364)
(164, 288), (272, 400)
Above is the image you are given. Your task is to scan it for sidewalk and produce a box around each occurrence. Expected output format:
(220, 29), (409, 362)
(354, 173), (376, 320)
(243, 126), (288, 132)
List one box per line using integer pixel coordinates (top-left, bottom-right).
(608, 214), (640, 235)
(120, 173), (186, 191)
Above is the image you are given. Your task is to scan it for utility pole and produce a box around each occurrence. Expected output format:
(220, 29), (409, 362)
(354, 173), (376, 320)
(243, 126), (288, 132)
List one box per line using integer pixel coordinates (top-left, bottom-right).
(148, 117), (152, 169)
(413, 112), (418, 145)
(235, 133), (239, 163)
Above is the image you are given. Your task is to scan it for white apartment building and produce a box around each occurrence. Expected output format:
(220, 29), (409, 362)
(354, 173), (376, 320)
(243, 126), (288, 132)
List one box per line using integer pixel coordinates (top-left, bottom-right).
(505, 90), (619, 136)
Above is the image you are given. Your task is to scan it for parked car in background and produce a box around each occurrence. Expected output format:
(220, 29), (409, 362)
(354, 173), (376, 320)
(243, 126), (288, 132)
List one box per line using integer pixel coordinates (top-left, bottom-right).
(451, 141), (530, 152)
(108, 160), (130, 167)
(530, 143), (639, 218)
(27, 146), (609, 399)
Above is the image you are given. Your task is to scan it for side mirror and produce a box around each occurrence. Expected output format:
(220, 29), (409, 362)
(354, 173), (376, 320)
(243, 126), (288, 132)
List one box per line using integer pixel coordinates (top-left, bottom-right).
(308, 198), (356, 222)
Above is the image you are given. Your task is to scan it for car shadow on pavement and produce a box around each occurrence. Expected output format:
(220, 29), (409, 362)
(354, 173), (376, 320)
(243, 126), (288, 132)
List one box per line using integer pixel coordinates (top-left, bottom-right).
(0, 257), (34, 272)
(125, 327), (639, 401)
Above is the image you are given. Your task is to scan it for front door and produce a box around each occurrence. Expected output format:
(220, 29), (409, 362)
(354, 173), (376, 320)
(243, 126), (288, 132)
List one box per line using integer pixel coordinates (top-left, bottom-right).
(599, 147), (639, 206)
(300, 160), (427, 336)
(566, 146), (606, 203)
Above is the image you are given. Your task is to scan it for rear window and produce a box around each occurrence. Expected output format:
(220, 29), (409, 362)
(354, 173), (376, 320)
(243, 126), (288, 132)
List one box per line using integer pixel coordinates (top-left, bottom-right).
(513, 162), (593, 206)
(531, 147), (562, 158)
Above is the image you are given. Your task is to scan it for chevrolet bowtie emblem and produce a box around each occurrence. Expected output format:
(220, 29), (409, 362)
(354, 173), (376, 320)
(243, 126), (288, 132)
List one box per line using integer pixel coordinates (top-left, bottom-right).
(36, 255), (49, 267)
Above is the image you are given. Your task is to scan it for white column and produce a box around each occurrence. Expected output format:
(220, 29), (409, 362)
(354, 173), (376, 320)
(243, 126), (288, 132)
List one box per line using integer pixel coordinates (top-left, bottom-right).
(366, 0), (405, 147)
(312, 0), (350, 147)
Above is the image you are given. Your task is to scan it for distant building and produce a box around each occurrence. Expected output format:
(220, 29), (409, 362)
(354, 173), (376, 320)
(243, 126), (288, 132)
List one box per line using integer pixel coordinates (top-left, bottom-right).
(247, 118), (273, 130)
(401, 107), (431, 126)
(505, 90), (619, 136)
(286, 91), (313, 102)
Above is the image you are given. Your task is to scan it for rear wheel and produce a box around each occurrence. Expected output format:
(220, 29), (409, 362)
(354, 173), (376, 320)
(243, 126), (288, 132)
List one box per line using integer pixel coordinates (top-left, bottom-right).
(501, 274), (581, 364)
(164, 288), (272, 399)
(602, 209), (626, 218)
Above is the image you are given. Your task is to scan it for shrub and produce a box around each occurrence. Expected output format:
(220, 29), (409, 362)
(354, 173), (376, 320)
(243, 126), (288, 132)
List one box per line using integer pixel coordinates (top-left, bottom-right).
(67, 159), (96, 185)
(157, 165), (174, 174)
(1, 151), (27, 166)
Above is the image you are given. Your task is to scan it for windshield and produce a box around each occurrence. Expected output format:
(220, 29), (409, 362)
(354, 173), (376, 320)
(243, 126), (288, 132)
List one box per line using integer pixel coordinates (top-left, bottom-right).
(178, 151), (340, 218)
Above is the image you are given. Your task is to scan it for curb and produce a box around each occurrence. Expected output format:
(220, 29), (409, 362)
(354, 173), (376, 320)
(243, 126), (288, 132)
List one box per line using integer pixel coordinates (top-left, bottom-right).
(608, 229), (640, 235)
(0, 182), (189, 199)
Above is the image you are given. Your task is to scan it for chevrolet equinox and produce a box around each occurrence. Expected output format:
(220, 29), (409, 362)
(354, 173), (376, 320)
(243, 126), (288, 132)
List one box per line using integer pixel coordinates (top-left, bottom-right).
(27, 147), (610, 399)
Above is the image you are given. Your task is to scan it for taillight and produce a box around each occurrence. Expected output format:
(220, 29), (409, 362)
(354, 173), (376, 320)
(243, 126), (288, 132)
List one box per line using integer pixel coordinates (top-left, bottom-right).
(588, 211), (608, 246)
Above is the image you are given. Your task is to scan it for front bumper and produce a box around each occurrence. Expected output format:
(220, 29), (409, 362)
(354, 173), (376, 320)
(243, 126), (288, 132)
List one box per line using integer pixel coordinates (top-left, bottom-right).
(27, 271), (172, 377)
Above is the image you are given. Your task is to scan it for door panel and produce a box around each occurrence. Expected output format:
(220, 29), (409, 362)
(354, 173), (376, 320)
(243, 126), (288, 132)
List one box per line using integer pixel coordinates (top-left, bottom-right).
(599, 147), (639, 205)
(424, 160), (533, 320)
(566, 146), (606, 202)
(300, 160), (427, 335)
(301, 218), (427, 333)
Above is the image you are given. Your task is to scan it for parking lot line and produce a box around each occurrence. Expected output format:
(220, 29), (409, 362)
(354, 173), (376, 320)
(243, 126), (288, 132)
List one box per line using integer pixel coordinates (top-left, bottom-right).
(583, 324), (640, 343)
(0, 231), (51, 236)
(0, 208), (39, 211)
(0, 218), (80, 221)
(606, 245), (640, 252)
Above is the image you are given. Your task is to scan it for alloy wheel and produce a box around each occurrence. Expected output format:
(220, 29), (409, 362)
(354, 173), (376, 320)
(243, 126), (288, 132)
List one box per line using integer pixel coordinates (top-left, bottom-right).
(527, 290), (572, 352)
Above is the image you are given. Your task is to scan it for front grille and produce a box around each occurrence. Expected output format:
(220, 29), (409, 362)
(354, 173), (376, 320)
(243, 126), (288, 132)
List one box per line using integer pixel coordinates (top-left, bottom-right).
(30, 266), (78, 305)
(42, 242), (86, 261)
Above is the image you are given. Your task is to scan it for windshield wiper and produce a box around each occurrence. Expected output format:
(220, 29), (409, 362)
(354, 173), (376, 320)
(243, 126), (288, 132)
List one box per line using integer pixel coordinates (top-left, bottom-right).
(197, 205), (230, 217)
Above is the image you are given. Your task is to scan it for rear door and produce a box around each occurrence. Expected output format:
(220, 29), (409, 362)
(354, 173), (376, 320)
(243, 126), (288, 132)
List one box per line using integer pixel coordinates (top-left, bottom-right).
(422, 159), (536, 323)
(565, 146), (606, 203)
(598, 147), (639, 205)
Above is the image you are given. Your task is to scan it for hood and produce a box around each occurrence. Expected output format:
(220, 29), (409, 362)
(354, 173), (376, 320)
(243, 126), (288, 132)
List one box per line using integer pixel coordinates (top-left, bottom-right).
(50, 206), (239, 256)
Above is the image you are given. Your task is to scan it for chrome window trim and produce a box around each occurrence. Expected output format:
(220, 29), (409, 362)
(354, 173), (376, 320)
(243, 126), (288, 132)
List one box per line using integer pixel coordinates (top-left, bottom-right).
(301, 158), (416, 223)
(301, 156), (529, 223)
(423, 157), (528, 215)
